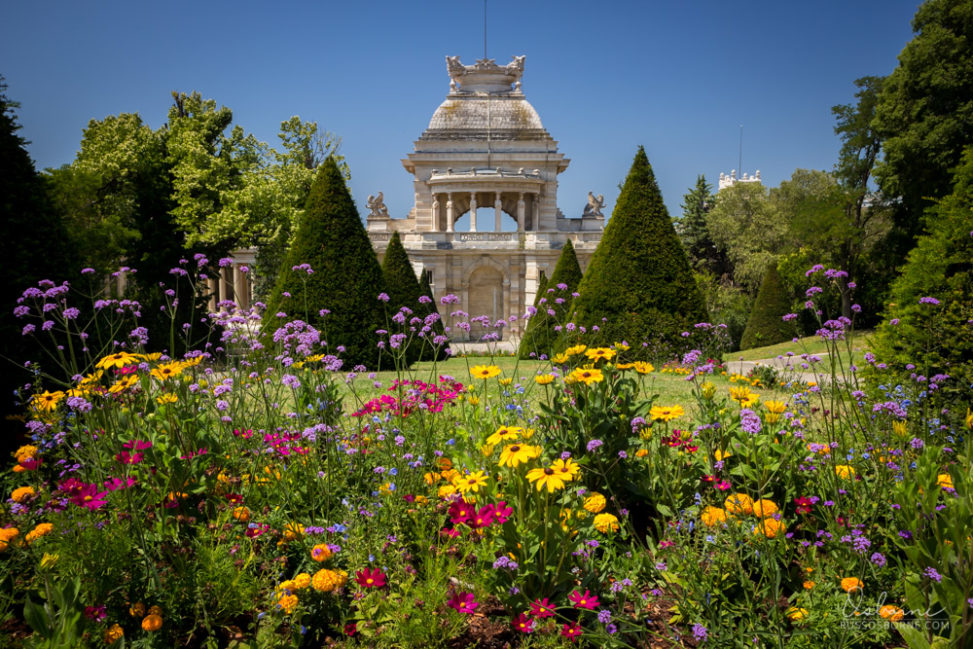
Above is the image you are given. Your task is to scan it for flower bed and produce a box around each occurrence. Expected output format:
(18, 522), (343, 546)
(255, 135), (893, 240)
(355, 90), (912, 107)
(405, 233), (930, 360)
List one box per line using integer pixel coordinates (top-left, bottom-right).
(2, 265), (971, 647)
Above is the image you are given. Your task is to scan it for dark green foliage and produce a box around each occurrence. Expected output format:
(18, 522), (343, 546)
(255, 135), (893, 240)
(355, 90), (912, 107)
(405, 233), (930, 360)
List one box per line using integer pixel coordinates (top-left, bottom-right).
(874, 0), (973, 259)
(535, 271), (548, 298)
(381, 232), (430, 366)
(417, 269), (447, 361)
(518, 240), (583, 359)
(264, 158), (388, 369)
(871, 146), (973, 410)
(0, 77), (77, 448)
(740, 264), (797, 350)
(677, 175), (726, 275)
(382, 232), (422, 313)
(572, 147), (708, 359)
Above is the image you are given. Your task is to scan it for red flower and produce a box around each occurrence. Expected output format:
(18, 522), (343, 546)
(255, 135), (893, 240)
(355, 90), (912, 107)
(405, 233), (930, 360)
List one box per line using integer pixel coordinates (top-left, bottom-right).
(513, 612), (534, 633)
(448, 500), (474, 525)
(714, 480), (731, 491)
(569, 589), (599, 610)
(493, 500), (513, 524)
(470, 505), (495, 529)
(794, 496), (813, 515)
(530, 597), (555, 618)
(355, 567), (387, 589)
(344, 622), (357, 636)
(561, 622), (583, 641)
(701, 474), (716, 483)
(122, 440), (152, 451)
(446, 591), (478, 614)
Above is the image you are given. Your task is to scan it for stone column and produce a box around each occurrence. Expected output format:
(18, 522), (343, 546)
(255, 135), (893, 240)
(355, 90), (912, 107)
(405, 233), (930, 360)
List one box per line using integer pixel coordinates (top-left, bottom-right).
(446, 193), (454, 233)
(432, 194), (440, 232)
(494, 192), (503, 232)
(207, 276), (218, 312)
(469, 192), (478, 233)
(234, 265), (249, 311)
(517, 193), (525, 232)
(218, 267), (230, 308)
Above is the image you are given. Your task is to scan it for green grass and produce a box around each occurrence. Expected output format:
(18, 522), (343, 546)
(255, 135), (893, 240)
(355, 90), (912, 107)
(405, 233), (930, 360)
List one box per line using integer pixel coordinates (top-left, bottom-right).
(731, 329), (874, 361)
(339, 356), (794, 416)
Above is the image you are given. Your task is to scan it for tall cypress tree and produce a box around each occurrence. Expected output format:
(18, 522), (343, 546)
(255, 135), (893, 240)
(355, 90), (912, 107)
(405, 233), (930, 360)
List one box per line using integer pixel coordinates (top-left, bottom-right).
(739, 263), (796, 350)
(264, 157), (387, 369)
(0, 77), (77, 450)
(381, 231), (428, 366)
(382, 232), (422, 311)
(417, 268), (448, 361)
(518, 240), (583, 359)
(573, 147), (708, 357)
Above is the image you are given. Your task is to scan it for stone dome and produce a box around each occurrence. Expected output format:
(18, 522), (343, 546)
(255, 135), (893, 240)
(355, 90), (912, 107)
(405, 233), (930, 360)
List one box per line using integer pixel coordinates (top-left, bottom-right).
(418, 56), (553, 142)
(424, 96), (548, 140)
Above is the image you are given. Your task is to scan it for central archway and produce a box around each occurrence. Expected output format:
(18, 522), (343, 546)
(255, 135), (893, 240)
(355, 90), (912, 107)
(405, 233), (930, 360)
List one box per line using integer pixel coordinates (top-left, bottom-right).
(466, 266), (505, 340)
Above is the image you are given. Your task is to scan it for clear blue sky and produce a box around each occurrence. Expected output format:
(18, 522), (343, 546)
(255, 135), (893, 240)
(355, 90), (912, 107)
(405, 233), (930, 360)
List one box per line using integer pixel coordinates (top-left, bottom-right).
(3, 0), (919, 220)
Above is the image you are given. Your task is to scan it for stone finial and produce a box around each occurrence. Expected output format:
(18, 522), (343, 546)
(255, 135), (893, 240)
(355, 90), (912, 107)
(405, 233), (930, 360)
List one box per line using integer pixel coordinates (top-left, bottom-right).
(445, 55), (526, 93)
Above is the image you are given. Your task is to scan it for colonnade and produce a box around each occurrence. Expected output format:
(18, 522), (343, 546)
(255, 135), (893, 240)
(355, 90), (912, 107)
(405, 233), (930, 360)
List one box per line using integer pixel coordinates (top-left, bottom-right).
(430, 191), (536, 233)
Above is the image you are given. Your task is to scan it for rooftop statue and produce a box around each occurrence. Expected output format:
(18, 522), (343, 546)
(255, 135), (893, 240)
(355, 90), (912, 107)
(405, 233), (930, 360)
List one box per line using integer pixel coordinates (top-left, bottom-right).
(583, 192), (605, 218)
(367, 192), (389, 219)
(445, 55), (526, 93)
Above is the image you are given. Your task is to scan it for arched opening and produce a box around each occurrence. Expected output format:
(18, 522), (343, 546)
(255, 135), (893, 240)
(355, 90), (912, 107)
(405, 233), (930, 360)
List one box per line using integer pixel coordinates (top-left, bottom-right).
(467, 266), (505, 340)
(452, 207), (519, 233)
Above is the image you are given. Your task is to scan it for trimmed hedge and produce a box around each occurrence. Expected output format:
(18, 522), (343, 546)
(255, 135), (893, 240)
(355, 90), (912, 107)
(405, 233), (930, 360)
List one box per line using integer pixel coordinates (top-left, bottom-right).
(572, 147), (708, 358)
(740, 263), (796, 350)
(518, 240), (582, 359)
(381, 231), (446, 364)
(263, 157), (388, 369)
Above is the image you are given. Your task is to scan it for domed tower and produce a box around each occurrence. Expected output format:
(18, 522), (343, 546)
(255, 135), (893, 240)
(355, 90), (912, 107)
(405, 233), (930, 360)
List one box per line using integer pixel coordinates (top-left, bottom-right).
(367, 56), (604, 345)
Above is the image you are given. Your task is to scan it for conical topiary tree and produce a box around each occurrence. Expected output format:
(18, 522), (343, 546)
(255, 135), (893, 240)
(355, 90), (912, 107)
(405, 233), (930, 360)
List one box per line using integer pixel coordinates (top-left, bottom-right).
(739, 263), (796, 350)
(382, 232), (422, 311)
(518, 240), (583, 359)
(263, 157), (388, 369)
(381, 231), (443, 365)
(417, 268), (448, 361)
(572, 147), (708, 358)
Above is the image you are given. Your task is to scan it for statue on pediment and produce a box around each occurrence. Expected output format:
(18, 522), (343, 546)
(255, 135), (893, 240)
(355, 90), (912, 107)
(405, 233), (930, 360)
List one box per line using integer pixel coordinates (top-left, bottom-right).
(583, 192), (605, 218)
(367, 192), (389, 219)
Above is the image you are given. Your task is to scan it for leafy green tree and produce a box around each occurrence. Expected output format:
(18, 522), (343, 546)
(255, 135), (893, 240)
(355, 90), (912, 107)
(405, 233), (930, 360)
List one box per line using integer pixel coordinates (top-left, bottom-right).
(264, 158), (387, 369)
(518, 240), (583, 359)
(677, 175), (726, 275)
(573, 147), (707, 357)
(707, 181), (788, 293)
(871, 146), (973, 409)
(740, 264), (797, 350)
(827, 76), (893, 321)
(0, 77), (77, 445)
(874, 0), (973, 257)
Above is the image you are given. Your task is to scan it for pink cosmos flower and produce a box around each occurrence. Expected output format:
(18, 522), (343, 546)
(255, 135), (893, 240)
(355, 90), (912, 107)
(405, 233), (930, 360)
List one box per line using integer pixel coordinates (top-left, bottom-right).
(530, 597), (555, 618)
(513, 612), (534, 633)
(355, 567), (387, 589)
(569, 589), (600, 609)
(561, 623), (583, 641)
(446, 592), (478, 614)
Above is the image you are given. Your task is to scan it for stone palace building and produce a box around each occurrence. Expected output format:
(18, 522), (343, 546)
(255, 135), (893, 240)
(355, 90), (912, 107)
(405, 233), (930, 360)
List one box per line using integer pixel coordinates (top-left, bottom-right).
(365, 55), (604, 342)
(216, 55), (604, 345)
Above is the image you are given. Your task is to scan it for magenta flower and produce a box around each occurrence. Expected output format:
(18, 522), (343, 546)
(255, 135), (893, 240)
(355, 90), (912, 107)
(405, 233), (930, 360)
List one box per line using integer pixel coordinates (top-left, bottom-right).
(569, 589), (600, 609)
(447, 591), (478, 614)
(355, 567), (386, 589)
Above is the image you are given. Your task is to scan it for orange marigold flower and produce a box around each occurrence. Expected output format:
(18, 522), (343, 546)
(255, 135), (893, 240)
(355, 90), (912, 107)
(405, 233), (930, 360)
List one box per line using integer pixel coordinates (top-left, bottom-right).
(141, 614), (163, 631)
(700, 506), (728, 528)
(840, 577), (863, 593)
(753, 518), (786, 539)
(751, 499), (779, 518)
(724, 493), (754, 515)
(104, 623), (124, 644)
(879, 605), (904, 622)
(311, 544), (332, 562)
